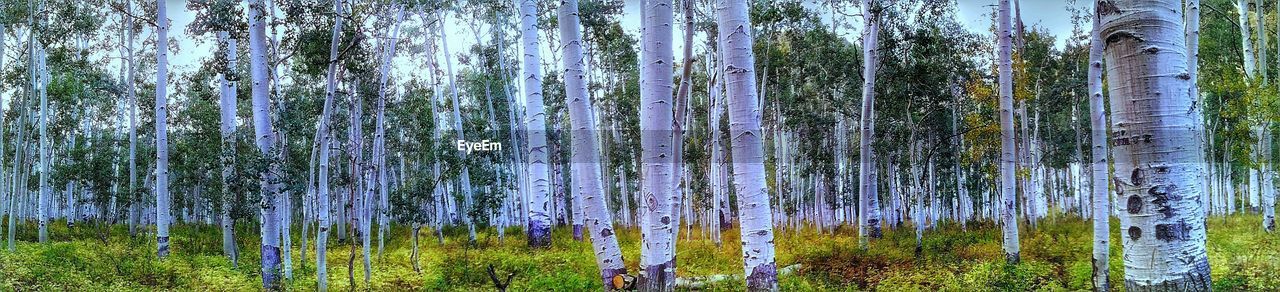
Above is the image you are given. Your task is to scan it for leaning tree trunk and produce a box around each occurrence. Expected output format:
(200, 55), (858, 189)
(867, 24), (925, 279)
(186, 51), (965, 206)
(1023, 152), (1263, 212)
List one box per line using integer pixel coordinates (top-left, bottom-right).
(375, 5), (404, 257)
(718, 0), (779, 289)
(1099, 0), (1213, 290)
(557, 1), (628, 286)
(217, 31), (240, 267)
(1086, 4), (1110, 290)
(314, 1), (345, 290)
(436, 10), (477, 244)
(154, 0), (172, 258)
(858, 0), (883, 249)
(519, 0), (553, 248)
(637, 0), (677, 289)
(997, 0), (1021, 265)
(249, 0), (283, 288)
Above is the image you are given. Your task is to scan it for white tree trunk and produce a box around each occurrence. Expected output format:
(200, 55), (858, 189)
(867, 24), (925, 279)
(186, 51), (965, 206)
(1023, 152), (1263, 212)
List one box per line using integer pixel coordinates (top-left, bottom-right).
(1087, 4), (1110, 289)
(557, 1), (628, 286)
(154, 0), (172, 258)
(249, 0), (283, 287)
(1099, 0), (1213, 289)
(638, 0), (676, 289)
(1241, 0), (1257, 79)
(37, 45), (49, 244)
(436, 11), (477, 243)
(519, 0), (553, 248)
(718, 0), (779, 289)
(997, 0), (1021, 264)
(858, 0), (883, 249)
(218, 31), (239, 266)
(375, 5), (404, 257)
(314, 1), (345, 290)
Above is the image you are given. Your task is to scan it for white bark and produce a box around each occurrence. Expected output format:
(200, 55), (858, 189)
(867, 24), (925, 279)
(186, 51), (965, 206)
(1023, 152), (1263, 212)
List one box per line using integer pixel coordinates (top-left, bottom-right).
(1099, 0), (1212, 289)
(557, 0), (628, 286)
(154, 0), (172, 258)
(249, 0), (283, 287)
(997, 0), (1021, 264)
(520, 0), (553, 247)
(314, 1), (345, 290)
(858, 0), (883, 249)
(638, 0), (676, 289)
(719, 0), (778, 289)
(218, 31), (239, 265)
(375, 5), (404, 257)
(1087, 4), (1110, 289)
(436, 10), (476, 243)
(1241, 0), (1256, 79)
(37, 45), (48, 244)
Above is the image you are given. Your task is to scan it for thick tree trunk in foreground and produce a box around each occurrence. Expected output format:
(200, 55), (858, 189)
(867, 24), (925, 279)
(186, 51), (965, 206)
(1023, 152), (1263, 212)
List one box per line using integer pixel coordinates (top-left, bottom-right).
(638, 0), (676, 289)
(557, 1), (628, 287)
(519, 0), (553, 248)
(997, 0), (1021, 265)
(155, 0), (172, 258)
(1087, 3), (1109, 290)
(249, 0), (283, 288)
(1099, 0), (1213, 290)
(858, 0), (883, 249)
(718, 0), (779, 289)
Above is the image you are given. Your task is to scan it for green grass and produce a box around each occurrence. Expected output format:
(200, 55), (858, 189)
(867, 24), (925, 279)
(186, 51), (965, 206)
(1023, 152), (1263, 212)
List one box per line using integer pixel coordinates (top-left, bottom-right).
(0, 214), (1276, 291)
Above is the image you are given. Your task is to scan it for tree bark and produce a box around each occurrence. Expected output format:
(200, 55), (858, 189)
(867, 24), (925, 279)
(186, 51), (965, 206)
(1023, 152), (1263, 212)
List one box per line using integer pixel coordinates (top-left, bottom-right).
(638, 0), (676, 289)
(314, 1), (345, 290)
(1099, 0), (1213, 290)
(718, 0), (779, 289)
(997, 0), (1021, 265)
(1087, 4), (1110, 289)
(557, 1), (628, 286)
(218, 31), (239, 266)
(858, 0), (883, 249)
(249, 0), (283, 287)
(154, 0), (172, 258)
(519, 0), (553, 248)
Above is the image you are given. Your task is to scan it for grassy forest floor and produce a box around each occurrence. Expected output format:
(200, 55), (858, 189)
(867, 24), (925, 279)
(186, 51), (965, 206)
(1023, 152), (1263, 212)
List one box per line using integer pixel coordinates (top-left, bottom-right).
(0, 214), (1276, 291)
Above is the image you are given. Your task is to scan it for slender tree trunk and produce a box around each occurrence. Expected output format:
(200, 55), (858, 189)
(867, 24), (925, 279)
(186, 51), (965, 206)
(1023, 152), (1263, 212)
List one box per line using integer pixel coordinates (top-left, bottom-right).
(154, 0), (172, 258)
(858, 0), (883, 249)
(1099, 0), (1213, 289)
(1259, 0), (1269, 84)
(218, 31), (240, 267)
(718, 0), (779, 289)
(520, 0), (553, 248)
(38, 44), (49, 244)
(436, 10), (477, 244)
(1241, 0), (1257, 79)
(0, 23), (7, 246)
(375, 5), (404, 257)
(314, 1), (345, 290)
(557, 1), (628, 286)
(1087, 5), (1110, 290)
(637, 0), (676, 289)
(249, 0), (283, 287)
(668, 0), (695, 255)
(997, 0), (1021, 265)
